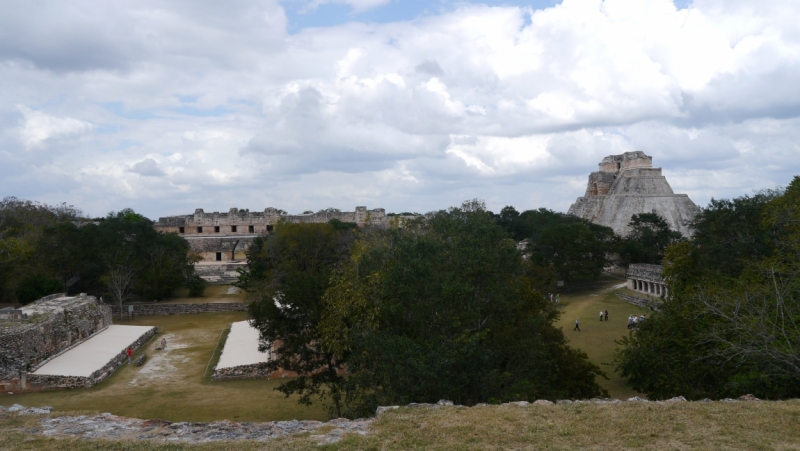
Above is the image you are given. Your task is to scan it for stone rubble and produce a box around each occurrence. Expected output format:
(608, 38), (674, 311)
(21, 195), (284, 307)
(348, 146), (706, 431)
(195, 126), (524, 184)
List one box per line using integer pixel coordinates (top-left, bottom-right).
(0, 407), (372, 444)
(1, 395), (766, 443)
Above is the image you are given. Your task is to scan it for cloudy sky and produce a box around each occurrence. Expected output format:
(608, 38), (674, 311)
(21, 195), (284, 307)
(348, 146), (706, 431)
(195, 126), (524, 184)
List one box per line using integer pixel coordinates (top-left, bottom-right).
(2, 0), (799, 219)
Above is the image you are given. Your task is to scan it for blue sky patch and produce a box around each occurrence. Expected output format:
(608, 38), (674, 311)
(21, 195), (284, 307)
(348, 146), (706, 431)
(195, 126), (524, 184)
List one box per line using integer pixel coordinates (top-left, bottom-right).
(103, 102), (158, 120)
(170, 106), (231, 117)
(282, 0), (562, 33)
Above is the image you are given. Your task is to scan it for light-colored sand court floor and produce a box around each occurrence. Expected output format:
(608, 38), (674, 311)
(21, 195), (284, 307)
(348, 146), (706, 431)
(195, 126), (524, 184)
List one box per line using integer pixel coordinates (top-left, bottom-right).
(33, 325), (156, 377)
(216, 320), (270, 369)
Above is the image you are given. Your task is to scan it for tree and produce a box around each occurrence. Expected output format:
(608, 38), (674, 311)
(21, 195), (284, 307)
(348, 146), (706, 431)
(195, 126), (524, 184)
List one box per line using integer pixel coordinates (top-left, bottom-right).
(320, 201), (606, 417)
(104, 262), (136, 321)
(238, 219), (357, 417)
(616, 177), (800, 400)
(620, 213), (683, 264)
(492, 207), (616, 283)
(15, 274), (64, 305)
(531, 221), (615, 282)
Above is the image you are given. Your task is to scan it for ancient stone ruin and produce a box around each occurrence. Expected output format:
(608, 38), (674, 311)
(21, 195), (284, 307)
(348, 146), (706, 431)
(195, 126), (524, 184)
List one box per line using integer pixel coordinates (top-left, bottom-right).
(0, 293), (111, 393)
(627, 264), (667, 297)
(568, 151), (700, 236)
(154, 206), (389, 264)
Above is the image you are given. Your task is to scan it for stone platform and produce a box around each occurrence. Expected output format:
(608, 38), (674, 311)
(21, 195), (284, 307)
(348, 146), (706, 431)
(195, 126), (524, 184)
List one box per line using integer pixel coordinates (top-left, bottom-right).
(29, 325), (157, 389)
(216, 321), (270, 369)
(213, 320), (283, 380)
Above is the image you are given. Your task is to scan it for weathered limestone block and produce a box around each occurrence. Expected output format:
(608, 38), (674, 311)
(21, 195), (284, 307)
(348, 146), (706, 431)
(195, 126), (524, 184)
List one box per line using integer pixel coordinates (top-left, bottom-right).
(211, 362), (297, 381)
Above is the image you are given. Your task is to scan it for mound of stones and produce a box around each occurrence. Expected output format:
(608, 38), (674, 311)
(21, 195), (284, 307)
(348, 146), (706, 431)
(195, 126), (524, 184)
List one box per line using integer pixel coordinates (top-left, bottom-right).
(375, 394), (764, 414)
(1, 405), (371, 445)
(1, 395), (765, 444)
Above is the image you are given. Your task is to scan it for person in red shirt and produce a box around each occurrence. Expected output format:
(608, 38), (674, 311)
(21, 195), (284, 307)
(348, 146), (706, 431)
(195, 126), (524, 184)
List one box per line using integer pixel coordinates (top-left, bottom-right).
(126, 347), (133, 364)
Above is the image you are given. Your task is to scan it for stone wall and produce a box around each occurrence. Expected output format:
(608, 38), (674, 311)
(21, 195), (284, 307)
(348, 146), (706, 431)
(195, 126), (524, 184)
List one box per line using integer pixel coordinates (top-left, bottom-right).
(25, 326), (157, 390)
(110, 302), (249, 316)
(627, 264), (665, 283)
(211, 362), (297, 381)
(194, 262), (247, 285)
(0, 294), (111, 382)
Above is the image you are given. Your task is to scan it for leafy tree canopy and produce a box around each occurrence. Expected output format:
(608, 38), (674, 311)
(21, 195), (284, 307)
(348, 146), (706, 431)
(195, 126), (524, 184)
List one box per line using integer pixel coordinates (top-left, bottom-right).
(238, 219), (358, 417)
(619, 213), (684, 264)
(0, 198), (200, 304)
(492, 207), (616, 283)
(616, 177), (800, 400)
(319, 201), (606, 417)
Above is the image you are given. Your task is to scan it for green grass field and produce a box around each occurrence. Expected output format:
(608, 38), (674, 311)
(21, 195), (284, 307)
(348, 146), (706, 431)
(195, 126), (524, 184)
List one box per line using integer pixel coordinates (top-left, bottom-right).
(554, 277), (651, 399)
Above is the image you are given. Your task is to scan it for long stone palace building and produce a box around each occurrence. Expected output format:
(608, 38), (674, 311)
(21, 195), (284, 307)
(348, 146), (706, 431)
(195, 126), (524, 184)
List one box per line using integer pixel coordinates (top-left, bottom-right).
(154, 207), (393, 284)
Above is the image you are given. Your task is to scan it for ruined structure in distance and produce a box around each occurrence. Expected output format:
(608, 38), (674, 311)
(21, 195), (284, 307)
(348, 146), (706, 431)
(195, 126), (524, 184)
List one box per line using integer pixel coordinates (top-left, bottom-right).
(154, 207), (389, 267)
(567, 151), (700, 236)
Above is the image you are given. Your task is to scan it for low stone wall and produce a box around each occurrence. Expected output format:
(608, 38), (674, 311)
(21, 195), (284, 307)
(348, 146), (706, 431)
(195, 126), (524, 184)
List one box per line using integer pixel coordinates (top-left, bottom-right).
(615, 292), (662, 311)
(110, 302), (248, 316)
(26, 326), (158, 390)
(211, 362), (285, 381)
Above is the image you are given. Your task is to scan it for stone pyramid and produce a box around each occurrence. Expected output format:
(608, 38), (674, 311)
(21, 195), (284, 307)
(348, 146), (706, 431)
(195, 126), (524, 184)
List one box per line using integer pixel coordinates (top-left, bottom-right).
(567, 151), (700, 236)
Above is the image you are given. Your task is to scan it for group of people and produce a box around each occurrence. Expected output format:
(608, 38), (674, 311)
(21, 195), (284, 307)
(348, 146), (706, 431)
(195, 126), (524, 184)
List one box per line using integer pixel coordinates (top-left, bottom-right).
(573, 310), (649, 332)
(548, 293), (561, 303)
(627, 314), (646, 329)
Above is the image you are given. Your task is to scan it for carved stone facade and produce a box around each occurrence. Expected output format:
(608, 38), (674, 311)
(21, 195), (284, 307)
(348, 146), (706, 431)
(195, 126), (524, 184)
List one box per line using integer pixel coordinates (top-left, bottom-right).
(154, 207), (388, 263)
(568, 151), (701, 236)
(626, 263), (667, 297)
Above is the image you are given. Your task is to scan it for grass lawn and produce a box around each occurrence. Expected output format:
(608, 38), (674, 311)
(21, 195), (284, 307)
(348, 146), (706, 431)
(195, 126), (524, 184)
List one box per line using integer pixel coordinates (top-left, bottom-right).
(3, 312), (327, 422)
(554, 277), (651, 399)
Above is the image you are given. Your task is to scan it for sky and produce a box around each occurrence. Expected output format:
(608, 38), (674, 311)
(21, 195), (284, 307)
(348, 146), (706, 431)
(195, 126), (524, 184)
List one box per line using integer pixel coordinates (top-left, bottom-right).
(1, 0), (799, 219)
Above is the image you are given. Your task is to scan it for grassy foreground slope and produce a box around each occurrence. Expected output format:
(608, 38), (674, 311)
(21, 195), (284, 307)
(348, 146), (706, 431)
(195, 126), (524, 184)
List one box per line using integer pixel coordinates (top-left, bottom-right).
(2, 401), (799, 450)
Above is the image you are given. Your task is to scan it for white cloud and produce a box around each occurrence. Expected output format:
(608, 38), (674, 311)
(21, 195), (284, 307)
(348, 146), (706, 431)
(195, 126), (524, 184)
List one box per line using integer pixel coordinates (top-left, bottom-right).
(1, 0), (799, 218)
(17, 106), (94, 148)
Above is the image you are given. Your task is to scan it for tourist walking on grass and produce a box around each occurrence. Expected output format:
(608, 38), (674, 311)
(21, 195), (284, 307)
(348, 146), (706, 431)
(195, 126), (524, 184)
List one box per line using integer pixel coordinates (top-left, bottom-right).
(161, 337), (167, 350)
(574, 319), (581, 331)
(600, 310), (604, 321)
(604, 310), (609, 321)
(126, 347), (133, 364)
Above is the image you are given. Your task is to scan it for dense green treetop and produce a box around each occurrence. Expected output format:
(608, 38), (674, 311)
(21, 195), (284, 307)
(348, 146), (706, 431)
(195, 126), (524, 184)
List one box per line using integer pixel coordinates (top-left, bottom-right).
(238, 219), (358, 417)
(616, 176), (800, 400)
(319, 201), (606, 417)
(0, 199), (200, 304)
